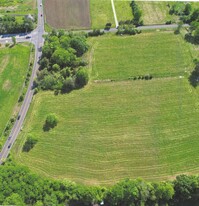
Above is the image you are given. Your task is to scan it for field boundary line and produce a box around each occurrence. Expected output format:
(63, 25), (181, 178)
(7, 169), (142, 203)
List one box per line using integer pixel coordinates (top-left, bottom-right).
(111, 0), (118, 28)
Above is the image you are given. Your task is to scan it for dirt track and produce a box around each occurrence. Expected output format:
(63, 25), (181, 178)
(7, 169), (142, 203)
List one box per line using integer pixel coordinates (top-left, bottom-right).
(44, 0), (91, 29)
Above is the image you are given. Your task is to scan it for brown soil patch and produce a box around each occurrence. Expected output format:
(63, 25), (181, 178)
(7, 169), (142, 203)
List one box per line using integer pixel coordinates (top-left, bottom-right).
(44, 0), (91, 29)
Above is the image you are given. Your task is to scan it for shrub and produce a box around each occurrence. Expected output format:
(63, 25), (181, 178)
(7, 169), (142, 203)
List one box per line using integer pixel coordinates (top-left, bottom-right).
(44, 114), (58, 131)
(23, 134), (38, 152)
(88, 29), (104, 37)
(75, 68), (89, 88)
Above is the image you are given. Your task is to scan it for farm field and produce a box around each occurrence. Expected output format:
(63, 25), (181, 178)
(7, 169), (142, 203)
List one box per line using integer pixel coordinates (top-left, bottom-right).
(44, 0), (90, 30)
(0, 44), (30, 143)
(90, 0), (115, 29)
(136, 1), (172, 25)
(13, 31), (199, 185)
(13, 77), (199, 185)
(89, 32), (192, 80)
(114, 0), (133, 23)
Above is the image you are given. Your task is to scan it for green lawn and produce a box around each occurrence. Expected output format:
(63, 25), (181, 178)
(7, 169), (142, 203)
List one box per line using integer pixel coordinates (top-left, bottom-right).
(90, 0), (115, 29)
(13, 31), (199, 185)
(89, 32), (192, 80)
(0, 44), (31, 139)
(114, 0), (133, 22)
(13, 77), (199, 185)
(136, 1), (173, 25)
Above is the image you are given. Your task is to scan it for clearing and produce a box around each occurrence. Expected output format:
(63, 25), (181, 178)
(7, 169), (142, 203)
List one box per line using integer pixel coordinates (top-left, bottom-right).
(44, 0), (90, 30)
(13, 31), (199, 185)
(89, 32), (192, 80)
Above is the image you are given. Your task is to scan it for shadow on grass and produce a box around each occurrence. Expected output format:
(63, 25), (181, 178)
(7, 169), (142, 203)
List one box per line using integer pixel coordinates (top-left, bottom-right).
(43, 124), (51, 132)
(189, 64), (199, 88)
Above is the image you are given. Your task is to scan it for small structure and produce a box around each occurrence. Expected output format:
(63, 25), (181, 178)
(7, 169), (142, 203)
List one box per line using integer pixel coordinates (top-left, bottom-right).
(25, 14), (34, 21)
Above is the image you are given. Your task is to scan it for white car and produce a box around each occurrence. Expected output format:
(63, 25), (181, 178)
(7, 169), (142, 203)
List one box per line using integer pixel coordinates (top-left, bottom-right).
(40, 3), (42, 6)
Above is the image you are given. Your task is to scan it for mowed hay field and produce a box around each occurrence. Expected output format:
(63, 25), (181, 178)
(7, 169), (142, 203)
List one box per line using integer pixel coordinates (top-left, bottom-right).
(90, 0), (115, 29)
(89, 32), (192, 80)
(13, 78), (199, 185)
(44, 0), (90, 29)
(0, 44), (30, 137)
(13, 31), (199, 185)
(136, 1), (172, 25)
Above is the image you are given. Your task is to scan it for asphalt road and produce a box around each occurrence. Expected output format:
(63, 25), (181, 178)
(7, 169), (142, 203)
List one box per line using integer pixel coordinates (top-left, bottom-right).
(0, 0), (44, 164)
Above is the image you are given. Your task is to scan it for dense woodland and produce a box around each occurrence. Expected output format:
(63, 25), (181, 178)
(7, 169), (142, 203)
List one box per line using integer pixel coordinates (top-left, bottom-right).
(0, 162), (199, 206)
(35, 30), (89, 94)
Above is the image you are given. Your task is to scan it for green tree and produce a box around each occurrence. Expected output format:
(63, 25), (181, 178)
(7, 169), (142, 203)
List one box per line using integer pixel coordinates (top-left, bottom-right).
(51, 48), (76, 67)
(44, 113), (58, 130)
(3, 193), (25, 206)
(184, 3), (192, 15)
(70, 36), (88, 57)
(62, 77), (75, 93)
(75, 68), (89, 88)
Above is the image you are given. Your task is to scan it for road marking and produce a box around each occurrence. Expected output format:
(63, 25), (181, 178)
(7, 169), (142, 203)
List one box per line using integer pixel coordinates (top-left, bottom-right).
(111, 0), (118, 28)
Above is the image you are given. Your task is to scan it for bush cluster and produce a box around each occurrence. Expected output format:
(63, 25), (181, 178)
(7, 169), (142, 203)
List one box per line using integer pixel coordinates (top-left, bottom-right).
(117, 24), (141, 35)
(129, 74), (153, 80)
(35, 30), (89, 93)
(1, 164), (199, 206)
(88, 29), (104, 37)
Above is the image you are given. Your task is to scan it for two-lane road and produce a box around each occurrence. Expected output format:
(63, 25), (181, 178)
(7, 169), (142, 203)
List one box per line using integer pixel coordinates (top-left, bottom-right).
(0, 0), (44, 164)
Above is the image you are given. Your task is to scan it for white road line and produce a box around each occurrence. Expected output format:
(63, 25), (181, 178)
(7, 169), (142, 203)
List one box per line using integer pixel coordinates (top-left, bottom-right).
(111, 0), (119, 28)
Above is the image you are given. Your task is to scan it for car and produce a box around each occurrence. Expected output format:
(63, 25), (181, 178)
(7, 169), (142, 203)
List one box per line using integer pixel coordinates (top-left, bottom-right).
(40, 3), (42, 6)
(8, 136), (11, 140)
(17, 115), (21, 120)
(26, 36), (31, 39)
(8, 143), (12, 149)
(41, 14), (43, 17)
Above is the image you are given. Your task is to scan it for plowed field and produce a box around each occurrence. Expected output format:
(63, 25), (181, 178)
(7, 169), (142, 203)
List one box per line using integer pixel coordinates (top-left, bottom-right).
(44, 0), (90, 29)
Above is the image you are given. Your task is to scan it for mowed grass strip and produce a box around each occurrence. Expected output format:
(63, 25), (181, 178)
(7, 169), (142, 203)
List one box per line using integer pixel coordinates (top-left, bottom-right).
(89, 32), (192, 80)
(136, 1), (172, 25)
(0, 44), (30, 136)
(44, 0), (90, 29)
(90, 0), (115, 29)
(14, 77), (199, 185)
(114, 0), (133, 22)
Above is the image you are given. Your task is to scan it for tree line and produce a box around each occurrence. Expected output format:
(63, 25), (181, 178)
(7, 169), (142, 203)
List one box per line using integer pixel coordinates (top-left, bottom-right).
(34, 30), (89, 94)
(0, 15), (34, 34)
(0, 162), (199, 206)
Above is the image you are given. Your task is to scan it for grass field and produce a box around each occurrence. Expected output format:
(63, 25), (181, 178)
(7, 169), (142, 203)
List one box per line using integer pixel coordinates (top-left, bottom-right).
(13, 77), (199, 185)
(13, 31), (199, 185)
(114, 0), (133, 23)
(44, 0), (90, 30)
(89, 32), (192, 80)
(0, 44), (30, 140)
(90, 0), (115, 29)
(136, 1), (173, 25)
